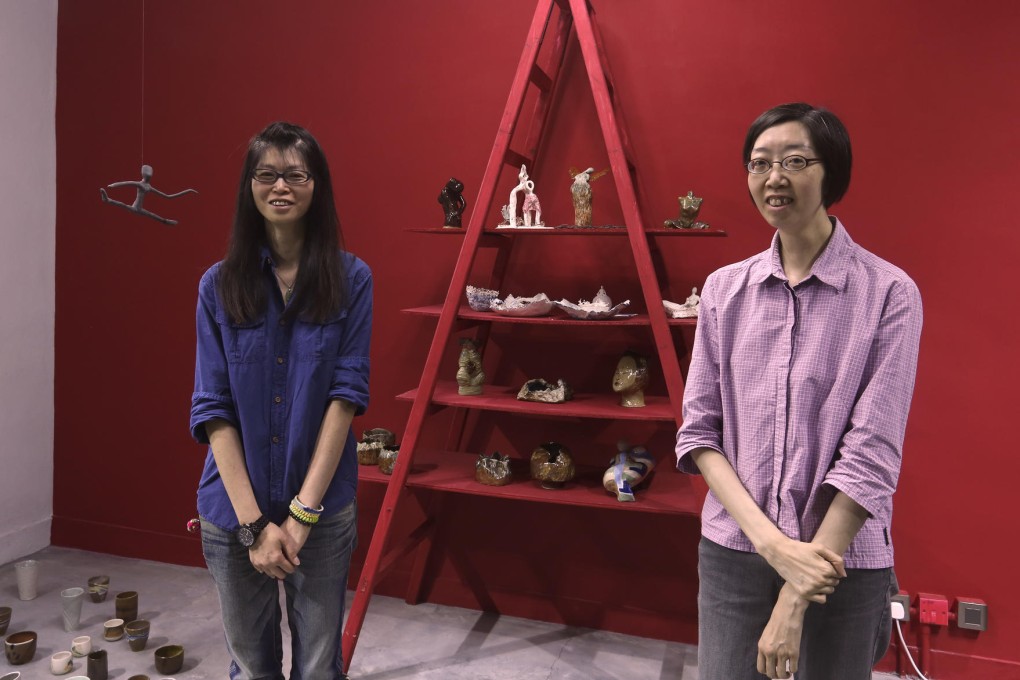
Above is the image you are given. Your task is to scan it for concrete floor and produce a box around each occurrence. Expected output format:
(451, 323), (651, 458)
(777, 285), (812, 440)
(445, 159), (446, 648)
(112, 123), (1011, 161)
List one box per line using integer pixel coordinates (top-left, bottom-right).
(1, 546), (900, 679)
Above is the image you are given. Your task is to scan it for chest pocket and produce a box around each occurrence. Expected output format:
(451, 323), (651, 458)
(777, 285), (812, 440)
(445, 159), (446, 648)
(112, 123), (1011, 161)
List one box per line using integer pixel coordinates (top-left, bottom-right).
(216, 312), (267, 365)
(295, 309), (349, 362)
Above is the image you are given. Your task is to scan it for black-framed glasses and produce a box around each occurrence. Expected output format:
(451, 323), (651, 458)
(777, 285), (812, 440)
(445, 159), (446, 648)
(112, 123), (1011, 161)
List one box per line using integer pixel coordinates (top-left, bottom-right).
(746, 155), (822, 174)
(252, 168), (313, 185)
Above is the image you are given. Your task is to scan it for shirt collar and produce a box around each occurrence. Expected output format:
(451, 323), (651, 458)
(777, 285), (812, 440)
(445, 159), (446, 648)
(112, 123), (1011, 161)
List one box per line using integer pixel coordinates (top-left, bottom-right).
(749, 217), (851, 291)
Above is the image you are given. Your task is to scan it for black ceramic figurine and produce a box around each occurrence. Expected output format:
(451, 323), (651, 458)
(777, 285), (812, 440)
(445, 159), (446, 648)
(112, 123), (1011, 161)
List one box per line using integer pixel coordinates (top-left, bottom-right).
(438, 177), (467, 227)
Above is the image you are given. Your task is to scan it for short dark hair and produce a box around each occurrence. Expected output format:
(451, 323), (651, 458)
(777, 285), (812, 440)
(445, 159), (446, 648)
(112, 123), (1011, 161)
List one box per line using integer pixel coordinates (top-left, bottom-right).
(218, 121), (347, 324)
(743, 103), (852, 207)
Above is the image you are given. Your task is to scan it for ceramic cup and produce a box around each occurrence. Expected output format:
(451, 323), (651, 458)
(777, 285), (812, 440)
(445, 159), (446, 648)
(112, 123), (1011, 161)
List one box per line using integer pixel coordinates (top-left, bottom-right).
(126, 676), (150, 680)
(0, 672), (21, 680)
(67, 677), (88, 680)
(3, 631), (37, 665)
(125, 619), (150, 652)
(61, 587), (85, 632)
(50, 650), (73, 675)
(70, 635), (91, 658)
(87, 576), (110, 603)
(153, 644), (184, 675)
(14, 561), (38, 601)
(0, 606), (11, 636)
(103, 618), (125, 641)
(115, 591), (138, 623)
(86, 649), (108, 680)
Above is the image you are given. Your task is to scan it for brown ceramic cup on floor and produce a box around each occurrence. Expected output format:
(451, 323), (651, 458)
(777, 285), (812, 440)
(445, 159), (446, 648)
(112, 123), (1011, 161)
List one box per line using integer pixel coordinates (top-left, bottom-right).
(154, 644), (184, 675)
(86, 649), (108, 680)
(87, 575), (110, 603)
(125, 619), (150, 651)
(103, 618), (125, 641)
(115, 591), (139, 623)
(0, 606), (11, 636)
(3, 631), (37, 665)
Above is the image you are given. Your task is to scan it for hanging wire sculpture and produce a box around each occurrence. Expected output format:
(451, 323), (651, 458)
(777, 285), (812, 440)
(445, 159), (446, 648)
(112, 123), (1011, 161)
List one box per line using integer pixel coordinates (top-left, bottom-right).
(100, 164), (197, 225)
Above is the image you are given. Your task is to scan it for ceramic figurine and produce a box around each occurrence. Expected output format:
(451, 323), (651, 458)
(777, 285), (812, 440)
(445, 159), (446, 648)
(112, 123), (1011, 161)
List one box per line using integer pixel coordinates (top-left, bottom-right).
(663, 287), (700, 318)
(516, 378), (574, 403)
(602, 441), (657, 502)
(503, 165), (544, 227)
(529, 442), (576, 489)
(100, 164), (197, 225)
(476, 451), (512, 486)
(612, 351), (649, 408)
(569, 166), (609, 226)
(456, 338), (485, 395)
(438, 177), (467, 228)
(664, 190), (710, 229)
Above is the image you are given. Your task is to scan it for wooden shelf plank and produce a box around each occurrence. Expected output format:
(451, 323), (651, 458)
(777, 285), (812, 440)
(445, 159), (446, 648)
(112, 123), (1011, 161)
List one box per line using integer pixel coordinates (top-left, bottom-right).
(402, 304), (698, 327)
(359, 448), (706, 517)
(397, 381), (677, 421)
(408, 226), (727, 236)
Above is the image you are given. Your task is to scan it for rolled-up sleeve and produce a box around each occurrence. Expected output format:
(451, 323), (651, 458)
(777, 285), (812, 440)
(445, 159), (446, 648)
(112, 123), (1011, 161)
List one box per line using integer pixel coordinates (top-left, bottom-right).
(329, 262), (372, 414)
(675, 273), (725, 474)
(190, 266), (238, 443)
(823, 280), (923, 518)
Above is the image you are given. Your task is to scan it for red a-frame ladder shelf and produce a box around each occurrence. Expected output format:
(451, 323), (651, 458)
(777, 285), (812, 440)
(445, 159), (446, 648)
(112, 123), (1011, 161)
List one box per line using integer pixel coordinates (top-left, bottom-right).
(341, 0), (724, 670)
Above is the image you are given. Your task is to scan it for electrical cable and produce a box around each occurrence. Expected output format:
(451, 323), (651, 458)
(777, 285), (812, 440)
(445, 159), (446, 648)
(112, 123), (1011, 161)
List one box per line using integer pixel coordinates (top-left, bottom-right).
(895, 620), (930, 680)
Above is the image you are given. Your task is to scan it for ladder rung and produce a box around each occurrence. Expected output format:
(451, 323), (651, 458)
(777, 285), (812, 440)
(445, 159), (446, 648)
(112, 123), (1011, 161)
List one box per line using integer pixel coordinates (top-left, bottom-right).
(529, 64), (553, 92)
(504, 149), (534, 170)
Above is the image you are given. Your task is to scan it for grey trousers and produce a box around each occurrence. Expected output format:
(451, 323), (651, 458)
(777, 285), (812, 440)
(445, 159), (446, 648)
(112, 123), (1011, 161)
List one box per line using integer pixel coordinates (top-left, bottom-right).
(697, 537), (894, 680)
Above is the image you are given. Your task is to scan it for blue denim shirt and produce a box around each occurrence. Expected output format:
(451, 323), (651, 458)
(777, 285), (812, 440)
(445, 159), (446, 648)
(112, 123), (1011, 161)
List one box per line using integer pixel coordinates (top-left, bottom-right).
(190, 250), (372, 531)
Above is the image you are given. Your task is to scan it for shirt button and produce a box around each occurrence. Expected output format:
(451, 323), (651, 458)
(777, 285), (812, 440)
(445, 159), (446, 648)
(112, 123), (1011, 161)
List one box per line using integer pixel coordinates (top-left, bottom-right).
(274, 396), (282, 404)
(277, 356), (285, 364)
(279, 319), (286, 326)
(272, 435), (280, 443)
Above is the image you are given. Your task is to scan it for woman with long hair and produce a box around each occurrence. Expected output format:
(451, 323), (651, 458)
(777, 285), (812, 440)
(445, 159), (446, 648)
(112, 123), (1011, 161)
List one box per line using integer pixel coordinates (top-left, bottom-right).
(191, 121), (371, 680)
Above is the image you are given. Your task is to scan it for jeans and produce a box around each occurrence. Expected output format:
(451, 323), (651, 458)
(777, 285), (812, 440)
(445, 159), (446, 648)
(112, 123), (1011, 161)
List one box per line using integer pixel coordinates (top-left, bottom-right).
(697, 537), (893, 680)
(202, 499), (358, 680)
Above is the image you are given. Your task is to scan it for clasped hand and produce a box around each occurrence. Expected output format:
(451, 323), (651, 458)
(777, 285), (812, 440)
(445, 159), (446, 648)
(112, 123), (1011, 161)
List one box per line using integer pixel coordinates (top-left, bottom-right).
(248, 519), (311, 580)
(766, 537), (845, 603)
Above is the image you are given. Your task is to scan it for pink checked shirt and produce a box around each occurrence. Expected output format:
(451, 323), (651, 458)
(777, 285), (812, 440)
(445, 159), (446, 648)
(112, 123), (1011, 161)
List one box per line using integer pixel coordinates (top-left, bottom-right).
(676, 219), (922, 568)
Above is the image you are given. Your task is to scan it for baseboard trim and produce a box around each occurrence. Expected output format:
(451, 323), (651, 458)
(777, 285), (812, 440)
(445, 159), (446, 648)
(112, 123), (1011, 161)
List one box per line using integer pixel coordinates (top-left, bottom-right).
(51, 515), (205, 568)
(0, 517), (51, 565)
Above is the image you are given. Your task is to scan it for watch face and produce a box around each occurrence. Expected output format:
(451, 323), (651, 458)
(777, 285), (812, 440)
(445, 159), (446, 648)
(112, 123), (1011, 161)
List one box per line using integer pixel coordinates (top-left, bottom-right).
(238, 526), (255, 547)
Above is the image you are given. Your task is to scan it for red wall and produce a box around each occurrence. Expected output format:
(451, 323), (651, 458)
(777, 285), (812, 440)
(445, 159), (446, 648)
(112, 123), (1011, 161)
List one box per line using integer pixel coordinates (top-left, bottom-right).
(54, 1), (1020, 677)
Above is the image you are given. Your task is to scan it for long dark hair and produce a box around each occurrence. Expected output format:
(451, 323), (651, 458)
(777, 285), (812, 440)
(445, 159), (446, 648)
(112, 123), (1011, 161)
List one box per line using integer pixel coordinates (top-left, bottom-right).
(218, 121), (347, 324)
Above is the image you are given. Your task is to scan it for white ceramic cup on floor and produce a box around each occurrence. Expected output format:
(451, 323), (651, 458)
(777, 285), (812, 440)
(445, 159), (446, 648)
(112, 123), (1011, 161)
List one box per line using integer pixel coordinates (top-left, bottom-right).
(50, 650), (73, 675)
(70, 636), (91, 657)
(14, 561), (38, 601)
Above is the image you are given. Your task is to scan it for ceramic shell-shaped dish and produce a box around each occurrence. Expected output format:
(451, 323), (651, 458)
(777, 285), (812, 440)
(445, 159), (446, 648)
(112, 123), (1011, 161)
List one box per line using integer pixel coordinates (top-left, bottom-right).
(555, 286), (631, 319)
(663, 299), (698, 318)
(516, 378), (574, 403)
(465, 285), (500, 312)
(489, 293), (555, 317)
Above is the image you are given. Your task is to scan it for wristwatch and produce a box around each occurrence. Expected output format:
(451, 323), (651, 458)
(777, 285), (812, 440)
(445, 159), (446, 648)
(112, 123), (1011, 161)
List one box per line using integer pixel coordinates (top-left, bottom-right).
(237, 515), (270, 548)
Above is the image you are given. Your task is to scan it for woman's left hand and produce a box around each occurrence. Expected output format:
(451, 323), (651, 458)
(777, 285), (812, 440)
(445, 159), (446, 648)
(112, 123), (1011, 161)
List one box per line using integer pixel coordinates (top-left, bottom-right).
(757, 585), (808, 679)
(280, 517), (312, 566)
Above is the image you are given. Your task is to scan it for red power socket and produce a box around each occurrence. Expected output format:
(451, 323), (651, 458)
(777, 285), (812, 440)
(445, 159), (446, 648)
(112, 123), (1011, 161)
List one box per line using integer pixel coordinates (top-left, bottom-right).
(917, 593), (950, 626)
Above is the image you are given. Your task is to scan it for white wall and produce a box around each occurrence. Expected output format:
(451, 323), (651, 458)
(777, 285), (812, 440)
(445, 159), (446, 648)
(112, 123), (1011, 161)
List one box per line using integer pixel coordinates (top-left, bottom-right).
(0, 0), (57, 565)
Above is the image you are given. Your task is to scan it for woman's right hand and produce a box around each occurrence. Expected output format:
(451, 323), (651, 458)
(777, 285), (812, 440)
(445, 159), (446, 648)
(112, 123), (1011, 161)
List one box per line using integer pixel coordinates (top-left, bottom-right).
(248, 523), (299, 580)
(763, 537), (845, 603)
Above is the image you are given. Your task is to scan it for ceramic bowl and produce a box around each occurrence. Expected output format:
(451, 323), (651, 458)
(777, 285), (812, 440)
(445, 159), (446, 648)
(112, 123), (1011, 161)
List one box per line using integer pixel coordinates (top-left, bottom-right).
(3, 630), (37, 665)
(154, 644), (184, 675)
(465, 285), (499, 311)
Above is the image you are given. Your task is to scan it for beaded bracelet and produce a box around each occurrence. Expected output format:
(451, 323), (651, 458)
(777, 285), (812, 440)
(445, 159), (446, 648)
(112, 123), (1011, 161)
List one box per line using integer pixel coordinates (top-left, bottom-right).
(289, 496), (321, 526)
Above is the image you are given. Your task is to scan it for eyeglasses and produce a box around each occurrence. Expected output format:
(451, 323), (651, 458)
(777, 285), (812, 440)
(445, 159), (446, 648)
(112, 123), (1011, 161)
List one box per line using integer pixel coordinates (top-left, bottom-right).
(252, 168), (313, 185)
(746, 155), (822, 174)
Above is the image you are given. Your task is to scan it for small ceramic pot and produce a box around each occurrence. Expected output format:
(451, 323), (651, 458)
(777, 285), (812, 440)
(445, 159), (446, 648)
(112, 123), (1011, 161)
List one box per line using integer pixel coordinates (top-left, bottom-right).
(154, 644), (184, 675)
(115, 591), (138, 623)
(50, 650), (73, 675)
(103, 618), (125, 641)
(86, 649), (108, 680)
(126, 675), (150, 680)
(0, 606), (11, 636)
(529, 442), (576, 489)
(87, 576), (110, 603)
(0, 671), (21, 680)
(3, 631), (37, 665)
(377, 445), (399, 475)
(125, 619), (150, 651)
(71, 635), (91, 658)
